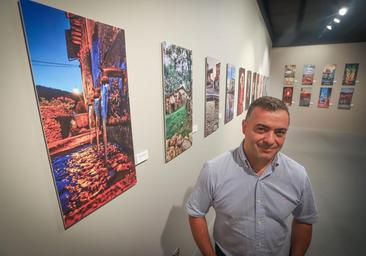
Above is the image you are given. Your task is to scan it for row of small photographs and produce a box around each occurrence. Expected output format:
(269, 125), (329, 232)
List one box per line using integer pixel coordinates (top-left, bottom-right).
(284, 63), (359, 86)
(162, 42), (269, 162)
(282, 86), (354, 110)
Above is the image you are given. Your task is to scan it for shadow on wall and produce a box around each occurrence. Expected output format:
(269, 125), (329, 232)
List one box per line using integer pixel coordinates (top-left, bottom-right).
(160, 187), (196, 256)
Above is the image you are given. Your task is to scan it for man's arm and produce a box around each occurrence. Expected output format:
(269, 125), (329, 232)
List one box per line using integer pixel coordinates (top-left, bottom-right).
(189, 215), (216, 256)
(290, 218), (313, 256)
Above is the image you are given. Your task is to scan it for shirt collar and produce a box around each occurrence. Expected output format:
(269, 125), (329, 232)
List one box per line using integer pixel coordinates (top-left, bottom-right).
(238, 140), (280, 175)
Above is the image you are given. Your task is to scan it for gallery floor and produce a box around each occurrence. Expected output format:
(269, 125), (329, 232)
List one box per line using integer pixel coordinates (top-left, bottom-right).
(281, 127), (366, 255)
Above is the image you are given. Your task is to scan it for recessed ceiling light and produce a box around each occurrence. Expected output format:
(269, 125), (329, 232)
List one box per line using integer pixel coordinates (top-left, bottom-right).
(333, 18), (341, 23)
(326, 25), (332, 30)
(339, 7), (348, 16)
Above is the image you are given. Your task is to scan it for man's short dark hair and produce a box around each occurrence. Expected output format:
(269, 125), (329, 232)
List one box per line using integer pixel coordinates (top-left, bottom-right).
(245, 96), (289, 122)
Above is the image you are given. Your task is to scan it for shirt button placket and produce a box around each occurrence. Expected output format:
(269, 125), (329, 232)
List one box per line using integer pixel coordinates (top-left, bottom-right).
(255, 178), (266, 254)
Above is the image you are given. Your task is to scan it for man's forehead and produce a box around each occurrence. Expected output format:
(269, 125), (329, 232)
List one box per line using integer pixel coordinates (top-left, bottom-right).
(250, 108), (289, 126)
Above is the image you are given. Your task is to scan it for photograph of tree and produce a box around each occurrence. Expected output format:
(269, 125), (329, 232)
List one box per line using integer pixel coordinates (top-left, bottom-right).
(224, 64), (236, 123)
(342, 63), (359, 86)
(162, 42), (193, 162)
(245, 70), (252, 110)
(321, 64), (337, 85)
(302, 64), (315, 85)
(237, 68), (245, 116)
(20, 0), (136, 229)
(282, 86), (294, 106)
(299, 87), (312, 107)
(204, 57), (221, 137)
(318, 87), (332, 108)
(284, 64), (296, 85)
(338, 87), (354, 110)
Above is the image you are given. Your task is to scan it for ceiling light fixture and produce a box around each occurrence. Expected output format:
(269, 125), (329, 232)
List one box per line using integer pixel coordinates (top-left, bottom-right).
(338, 7), (348, 16)
(333, 18), (341, 23)
(326, 25), (332, 30)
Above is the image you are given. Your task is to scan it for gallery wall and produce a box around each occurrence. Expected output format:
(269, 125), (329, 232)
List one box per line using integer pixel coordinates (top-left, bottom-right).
(0, 0), (270, 255)
(269, 42), (366, 135)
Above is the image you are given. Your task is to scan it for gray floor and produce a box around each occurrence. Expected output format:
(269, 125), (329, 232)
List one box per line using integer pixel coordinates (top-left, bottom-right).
(282, 127), (366, 256)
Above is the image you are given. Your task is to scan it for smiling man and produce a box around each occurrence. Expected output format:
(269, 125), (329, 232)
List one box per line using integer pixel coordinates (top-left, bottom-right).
(186, 96), (318, 256)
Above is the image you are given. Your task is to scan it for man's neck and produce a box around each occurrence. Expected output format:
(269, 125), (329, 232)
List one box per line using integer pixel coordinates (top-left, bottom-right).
(243, 143), (272, 176)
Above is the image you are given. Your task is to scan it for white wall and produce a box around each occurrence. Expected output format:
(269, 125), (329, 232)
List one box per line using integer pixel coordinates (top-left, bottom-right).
(269, 43), (366, 135)
(0, 0), (271, 255)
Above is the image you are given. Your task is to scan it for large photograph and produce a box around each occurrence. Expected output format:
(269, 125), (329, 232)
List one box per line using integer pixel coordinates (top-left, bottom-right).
(162, 42), (193, 162)
(237, 68), (245, 116)
(342, 63), (359, 86)
(20, 0), (137, 228)
(321, 64), (337, 85)
(224, 64), (236, 123)
(205, 57), (221, 137)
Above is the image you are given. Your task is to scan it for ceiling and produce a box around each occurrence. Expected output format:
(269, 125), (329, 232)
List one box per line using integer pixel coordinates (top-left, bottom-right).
(257, 0), (366, 47)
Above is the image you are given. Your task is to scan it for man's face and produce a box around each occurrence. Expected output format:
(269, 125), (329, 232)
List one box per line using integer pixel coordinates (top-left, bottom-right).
(242, 107), (289, 164)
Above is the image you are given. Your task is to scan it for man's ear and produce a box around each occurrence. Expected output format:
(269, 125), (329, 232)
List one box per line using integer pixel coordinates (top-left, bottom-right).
(242, 119), (247, 135)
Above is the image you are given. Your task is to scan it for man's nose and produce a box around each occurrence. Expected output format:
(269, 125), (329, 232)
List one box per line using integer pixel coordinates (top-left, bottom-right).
(263, 131), (275, 144)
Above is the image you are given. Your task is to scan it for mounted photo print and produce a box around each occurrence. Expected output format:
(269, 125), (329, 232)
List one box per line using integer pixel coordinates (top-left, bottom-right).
(321, 64), (337, 85)
(224, 64), (236, 124)
(251, 72), (257, 103)
(245, 70), (252, 110)
(282, 87), (294, 106)
(20, 0), (137, 229)
(342, 63), (359, 86)
(302, 64), (315, 85)
(162, 42), (193, 162)
(256, 74), (264, 99)
(237, 68), (245, 116)
(318, 87), (332, 108)
(299, 87), (312, 107)
(204, 57), (221, 137)
(284, 64), (296, 85)
(338, 87), (354, 110)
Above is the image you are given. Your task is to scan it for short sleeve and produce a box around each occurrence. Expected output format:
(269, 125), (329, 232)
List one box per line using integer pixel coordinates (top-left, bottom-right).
(185, 163), (214, 217)
(292, 175), (318, 224)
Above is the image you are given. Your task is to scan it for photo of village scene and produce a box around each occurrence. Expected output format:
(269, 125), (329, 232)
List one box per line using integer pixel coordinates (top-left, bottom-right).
(318, 87), (332, 108)
(237, 68), (245, 115)
(342, 63), (359, 86)
(224, 64), (236, 123)
(205, 57), (221, 137)
(284, 64), (296, 85)
(162, 42), (193, 162)
(282, 86), (294, 106)
(245, 70), (252, 110)
(20, 1), (136, 229)
(302, 64), (315, 85)
(338, 88), (354, 110)
(321, 64), (337, 85)
(299, 87), (312, 107)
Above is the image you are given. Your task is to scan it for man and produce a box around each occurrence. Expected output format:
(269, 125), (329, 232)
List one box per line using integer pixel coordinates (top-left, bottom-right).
(186, 96), (318, 256)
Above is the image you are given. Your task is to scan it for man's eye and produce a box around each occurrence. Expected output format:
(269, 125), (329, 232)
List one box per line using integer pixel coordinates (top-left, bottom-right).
(256, 127), (266, 133)
(275, 130), (286, 137)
